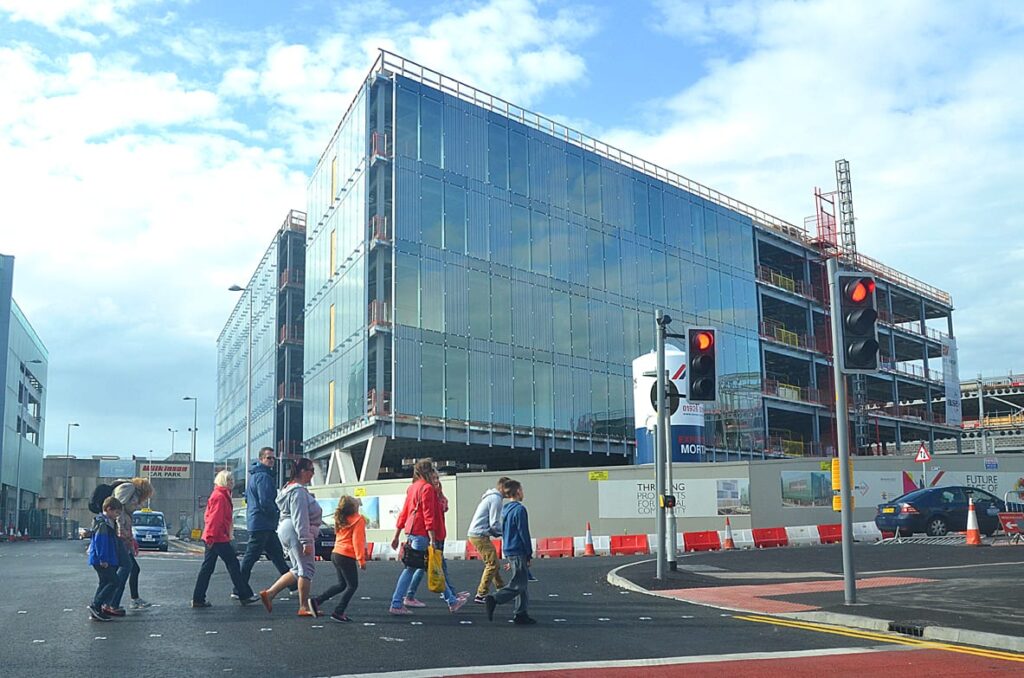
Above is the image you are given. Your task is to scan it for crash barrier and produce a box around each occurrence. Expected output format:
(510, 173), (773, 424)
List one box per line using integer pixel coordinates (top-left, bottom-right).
(365, 519), (909, 560)
(537, 537), (574, 558)
(752, 527), (789, 548)
(609, 534), (650, 555)
(817, 524), (843, 544)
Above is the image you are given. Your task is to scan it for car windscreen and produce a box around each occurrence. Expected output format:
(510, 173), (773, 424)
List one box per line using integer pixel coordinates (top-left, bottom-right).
(133, 513), (165, 528)
(890, 489), (931, 504)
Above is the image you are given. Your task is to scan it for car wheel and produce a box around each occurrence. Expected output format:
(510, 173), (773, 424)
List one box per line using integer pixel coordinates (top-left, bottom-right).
(926, 517), (948, 537)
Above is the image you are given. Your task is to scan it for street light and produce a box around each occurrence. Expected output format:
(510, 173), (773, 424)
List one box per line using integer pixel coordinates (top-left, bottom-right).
(14, 359), (43, 535)
(183, 396), (198, 538)
(63, 422), (80, 540)
(168, 428), (178, 456)
(229, 284), (254, 492)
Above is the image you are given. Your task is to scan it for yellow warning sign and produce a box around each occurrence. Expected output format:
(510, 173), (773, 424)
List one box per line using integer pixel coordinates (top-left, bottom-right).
(832, 494), (855, 512)
(354, 487), (367, 497)
(831, 458), (854, 488)
(588, 471), (609, 481)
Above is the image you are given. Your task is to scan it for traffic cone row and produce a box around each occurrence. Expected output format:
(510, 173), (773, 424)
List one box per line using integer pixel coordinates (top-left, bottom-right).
(583, 521), (596, 556)
(965, 497), (982, 546)
(722, 516), (736, 550)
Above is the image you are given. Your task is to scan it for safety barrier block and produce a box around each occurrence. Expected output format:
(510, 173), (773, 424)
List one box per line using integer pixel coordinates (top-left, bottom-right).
(682, 530), (721, 552)
(374, 542), (399, 561)
(752, 527), (789, 548)
(466, 538), (502, 560)
(364, 542), (375, 561)
(717, 527), (755, 549)
(817, 524), (843, 544)
(785, 525), (820, 546)
(609, 534), (650, 556)
(573, 535), (611, 555)
(537, 536), (574, 558)
(853, 522), (882, 542)
(444, 540), (467, 560)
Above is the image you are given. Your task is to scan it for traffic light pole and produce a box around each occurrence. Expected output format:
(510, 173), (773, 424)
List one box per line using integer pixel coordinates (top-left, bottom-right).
(827, 257), (857, 604)
(654, 310), (668, 581)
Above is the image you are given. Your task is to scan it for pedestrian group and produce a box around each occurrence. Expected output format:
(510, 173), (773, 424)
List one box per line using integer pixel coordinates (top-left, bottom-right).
(87, 453), (534, 625)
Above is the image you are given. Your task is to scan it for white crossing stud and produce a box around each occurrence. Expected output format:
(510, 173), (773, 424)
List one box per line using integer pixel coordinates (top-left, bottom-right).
(410, 621), (423, 625)
(32, 640), (45, 644)
(598, 617), (610, 622)
(311, 625), (324, 629)
(260, 628), (272, 632)
(460, 620), (473, 625)
(582, 592), (592, 596)
(553, 618), (567, 623)
(95, 637), (107, 641)
(639, 616), (652, 620)
(149, 634), (162, 638)
(205, 631), (218, 635)
(363, 623), (376, 626)
(547, 594), (559, 597)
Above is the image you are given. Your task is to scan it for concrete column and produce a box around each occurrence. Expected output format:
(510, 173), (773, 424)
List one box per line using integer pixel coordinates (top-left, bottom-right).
(326, 446), (359, 484)
(360, 436), (387, 482)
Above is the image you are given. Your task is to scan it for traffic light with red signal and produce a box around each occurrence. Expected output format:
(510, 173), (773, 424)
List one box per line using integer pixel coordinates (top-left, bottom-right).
(837, 273), (880, 373)
(687, 328), (717, 401)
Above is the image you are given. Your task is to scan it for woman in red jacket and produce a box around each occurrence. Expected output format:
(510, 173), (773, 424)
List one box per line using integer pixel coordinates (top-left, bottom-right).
(191, 470), (258, 608)
(388, 459), (450, 614)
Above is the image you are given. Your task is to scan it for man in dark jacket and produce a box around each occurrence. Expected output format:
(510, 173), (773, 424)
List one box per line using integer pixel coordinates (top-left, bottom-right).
(236, 447), (290, 598)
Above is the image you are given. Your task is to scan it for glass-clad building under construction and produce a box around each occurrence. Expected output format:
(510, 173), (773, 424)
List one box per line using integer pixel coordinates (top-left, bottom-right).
(302, 52), (959, 480)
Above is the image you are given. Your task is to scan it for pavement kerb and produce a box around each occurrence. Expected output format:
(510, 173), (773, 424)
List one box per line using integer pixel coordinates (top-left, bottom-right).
(606, 560), (1024, 654)
(169, 538), (205, 554)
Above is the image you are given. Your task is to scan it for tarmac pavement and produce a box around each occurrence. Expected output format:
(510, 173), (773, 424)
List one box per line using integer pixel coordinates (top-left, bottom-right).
(610, 541), (1024, 651)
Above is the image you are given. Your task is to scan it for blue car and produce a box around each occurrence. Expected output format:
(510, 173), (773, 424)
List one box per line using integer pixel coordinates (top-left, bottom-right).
(874, 486), (1005, 537)
(132, 509), (169, 551)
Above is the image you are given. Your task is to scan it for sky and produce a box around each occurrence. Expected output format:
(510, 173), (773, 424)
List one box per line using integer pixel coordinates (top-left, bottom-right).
(1, 0), (1021, 460)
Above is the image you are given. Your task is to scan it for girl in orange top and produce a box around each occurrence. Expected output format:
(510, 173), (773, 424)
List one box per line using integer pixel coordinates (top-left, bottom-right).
(311, 496), (366, 623)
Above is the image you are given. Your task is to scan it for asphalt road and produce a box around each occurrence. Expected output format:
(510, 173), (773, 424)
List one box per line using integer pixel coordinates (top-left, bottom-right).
(0, 540), (893, 678)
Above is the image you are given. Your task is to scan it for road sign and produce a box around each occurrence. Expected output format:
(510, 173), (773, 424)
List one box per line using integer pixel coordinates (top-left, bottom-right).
(915, 443), (932, 463)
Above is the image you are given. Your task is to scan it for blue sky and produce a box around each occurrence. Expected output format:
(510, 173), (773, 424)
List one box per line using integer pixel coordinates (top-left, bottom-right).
(1, 0), (1022, 459)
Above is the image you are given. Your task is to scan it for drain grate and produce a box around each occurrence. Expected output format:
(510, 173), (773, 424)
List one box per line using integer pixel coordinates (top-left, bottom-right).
(888, 621), (926, 637)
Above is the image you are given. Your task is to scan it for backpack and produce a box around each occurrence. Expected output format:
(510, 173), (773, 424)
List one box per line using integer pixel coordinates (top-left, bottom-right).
(88, 480), (127, 514)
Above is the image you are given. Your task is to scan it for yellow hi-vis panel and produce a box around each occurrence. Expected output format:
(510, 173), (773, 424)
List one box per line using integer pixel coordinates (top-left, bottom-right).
(328, 380), (335, 429)
(330, 230), (337, 274)
(329, 304), (336, 351)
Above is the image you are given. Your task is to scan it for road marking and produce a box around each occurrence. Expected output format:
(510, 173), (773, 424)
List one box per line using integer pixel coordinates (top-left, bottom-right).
(205, 631), (218, 635)
(360, 596), (372, 600)
(720, 613), (732, 617)
(459, 620), (472, 625)
(553, 619), (567, 623)
(582, 592), (592, 596)
(547, 594), (559, 597)
(735, 614), (1024, 663)
(260, 628), (272, 632)
(639, 616), (652, 620)
(410, 621), (423, 625)
(861, 560), (1024, 576)
(620, 591), (630, 594)
(598, 617), (610, 621)
(363, 623), (376, 626)
(18, 610), (27, 614)
(149, 634), (162, 638)
(680, 615), (694, 619)
(95, 637), (107, 640)
(379, 637), (405, 642)
(312, 625), (324, 629)
(63, 608), (73, 612)
(32, 640), (45, 644)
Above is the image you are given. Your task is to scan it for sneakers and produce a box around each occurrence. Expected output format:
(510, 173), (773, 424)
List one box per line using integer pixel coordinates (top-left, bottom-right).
(88, 604), (110, 621)
(330, 611), (351, 623)
(402, 597), (426, 608)
(448, 597), (467, 613)
(259, 590), (272, 613)
(229, 593), (240, 600)
(473, 595), (488, 605)
(297, 608), (314, 617)
(456, 591), (471, 601)
(190, 600), (212, 608)
(527, 572), (539, 582)
(239, 595), (260, 606)
(484, 595), (496, 622)
(513, 613), (537, 625)
(101, 605), (126, 617)
(388, 606), (412, 615)
(307, 598), (321, 617)
(130, 598), (152, 609)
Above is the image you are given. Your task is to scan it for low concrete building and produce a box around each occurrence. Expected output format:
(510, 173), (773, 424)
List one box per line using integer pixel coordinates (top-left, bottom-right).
(38, 454), (219, 538)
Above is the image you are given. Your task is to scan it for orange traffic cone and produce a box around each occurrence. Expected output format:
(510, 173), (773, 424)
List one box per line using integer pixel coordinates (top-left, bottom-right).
(583, 521), (596, 556)
(723, 517), (736, 550)
(965, 498), (982, 546)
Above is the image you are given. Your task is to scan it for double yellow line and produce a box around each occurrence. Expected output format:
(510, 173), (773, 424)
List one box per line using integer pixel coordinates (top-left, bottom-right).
(735, 614), (1024, 663)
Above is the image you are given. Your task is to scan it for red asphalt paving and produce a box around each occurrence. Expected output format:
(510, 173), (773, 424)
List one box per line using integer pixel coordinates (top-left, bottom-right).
(466, 649), (1022, 677)
(659, 575), (935, 613)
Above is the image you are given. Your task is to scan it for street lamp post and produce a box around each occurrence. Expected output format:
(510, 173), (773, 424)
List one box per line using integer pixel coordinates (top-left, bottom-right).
(14, 359), (43, 535)
(63, 422), (80, 539)
(229, 284), (254, 492)
(168, 427), (178, 456)
(183, 396), (198, 538)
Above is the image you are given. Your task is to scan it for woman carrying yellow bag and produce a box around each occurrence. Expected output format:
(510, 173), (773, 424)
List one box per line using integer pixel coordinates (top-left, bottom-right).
(406, 470), (469, 612)
(427, 544), (446, 593)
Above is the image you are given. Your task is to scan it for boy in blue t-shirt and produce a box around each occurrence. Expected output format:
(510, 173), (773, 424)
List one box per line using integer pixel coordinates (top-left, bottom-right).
(484, 479), (536, 625)
(87, 496), (123, 621)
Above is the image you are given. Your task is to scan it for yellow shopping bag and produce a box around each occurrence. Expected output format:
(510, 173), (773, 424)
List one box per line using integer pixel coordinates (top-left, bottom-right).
(427, 544), (446, 593)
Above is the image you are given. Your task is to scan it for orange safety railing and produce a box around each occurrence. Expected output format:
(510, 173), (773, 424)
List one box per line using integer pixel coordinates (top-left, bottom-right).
(369, 300), (391, 330)
(760, 320), (825, 353)
(371, 130), (390, 160)
(278, 382), (303, 401)
(763, 378), (825, 405)
(370, 214), (391, 242)
(279, 268), (305, 289)
(755, 265), (821, 301)
(279, 324), (304, 345)
(367, 388), (392, 416)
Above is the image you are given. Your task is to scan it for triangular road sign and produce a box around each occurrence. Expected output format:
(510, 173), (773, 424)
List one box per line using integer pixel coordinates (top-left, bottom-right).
(915, 443), (932, 463)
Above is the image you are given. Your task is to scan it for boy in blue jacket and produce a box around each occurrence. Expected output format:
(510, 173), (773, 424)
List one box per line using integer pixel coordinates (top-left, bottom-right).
(87, 496), (123, 621)
(484, 479), (536, 625)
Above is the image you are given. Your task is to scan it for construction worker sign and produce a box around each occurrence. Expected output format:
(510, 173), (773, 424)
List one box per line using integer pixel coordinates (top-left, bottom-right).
(632, 346), (706, 464)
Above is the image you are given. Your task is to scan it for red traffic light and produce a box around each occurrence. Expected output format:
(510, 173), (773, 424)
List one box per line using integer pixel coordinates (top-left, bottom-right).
(693, 331), (714, 352)
(845, 278), (876, 303)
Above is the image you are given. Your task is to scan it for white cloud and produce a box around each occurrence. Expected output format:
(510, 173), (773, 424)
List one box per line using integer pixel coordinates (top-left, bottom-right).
(605, 0), (1024, 375)
(0, 0), (164, 42)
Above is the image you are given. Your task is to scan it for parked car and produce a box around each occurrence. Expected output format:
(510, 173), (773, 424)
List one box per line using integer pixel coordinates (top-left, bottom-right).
(231, 506), (333, 560)
(132, 509), (169, 551)
(874, 486), (1005, 537)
